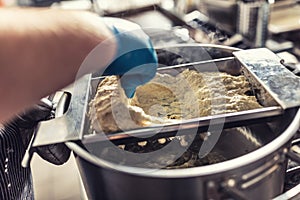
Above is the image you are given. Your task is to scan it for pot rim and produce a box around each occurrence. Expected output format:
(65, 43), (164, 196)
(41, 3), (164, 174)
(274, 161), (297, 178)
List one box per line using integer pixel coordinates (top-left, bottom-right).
(66, 43), (300, 178)
(66, 108), (300, 178)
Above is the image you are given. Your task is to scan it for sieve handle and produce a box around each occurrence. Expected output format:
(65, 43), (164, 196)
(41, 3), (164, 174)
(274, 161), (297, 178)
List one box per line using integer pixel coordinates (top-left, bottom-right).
(31, 74), (91, 147)
(21, 92), (72, 167)
(22, 75), (91, 167)
(233, 48), (300, 109)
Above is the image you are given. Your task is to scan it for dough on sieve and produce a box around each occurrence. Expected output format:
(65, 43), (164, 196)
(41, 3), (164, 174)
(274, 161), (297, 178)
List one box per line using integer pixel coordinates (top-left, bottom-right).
(89, 69), (262, 133)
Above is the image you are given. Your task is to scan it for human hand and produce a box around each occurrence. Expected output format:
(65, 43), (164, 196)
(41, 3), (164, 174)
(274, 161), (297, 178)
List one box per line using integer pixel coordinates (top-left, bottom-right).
(0, 99), (70, 199)
(103, 18), (158, 98)
(0, 9), (116, 123)
(8, 99), (70, 165)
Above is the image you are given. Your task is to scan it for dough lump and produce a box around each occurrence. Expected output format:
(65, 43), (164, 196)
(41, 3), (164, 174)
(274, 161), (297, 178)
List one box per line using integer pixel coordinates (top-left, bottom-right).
(89, 69), (262, 133)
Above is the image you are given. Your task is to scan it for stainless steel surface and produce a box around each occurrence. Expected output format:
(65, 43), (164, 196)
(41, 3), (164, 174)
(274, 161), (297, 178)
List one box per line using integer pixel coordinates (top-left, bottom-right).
(32, 74), (91, 147)
(233, 48), (300, 109)
(241, 154), (282, 189)
(84, 51), (283, 144)
(26, 43), (300, 199)
(237, 0), (270, 47)
(197, 0), (300, 49)
(70, 45), (300, 199)
(273, 183), (300, 200)
(78, 109), (300, 175)
(30, 91), (86, 200)
(19, 3), (300, 199)
(83, 124), (268, 168)
(273, 139), (300, 200)
(83, 105), (282, 144)
(68, 108), (300, 200)
(274, 161), (300, 200)
(31, 44), (297, 147)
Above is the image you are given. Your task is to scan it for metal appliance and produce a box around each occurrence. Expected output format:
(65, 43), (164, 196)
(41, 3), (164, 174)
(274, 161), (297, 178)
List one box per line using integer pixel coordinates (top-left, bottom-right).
(22, 44), (300, 200)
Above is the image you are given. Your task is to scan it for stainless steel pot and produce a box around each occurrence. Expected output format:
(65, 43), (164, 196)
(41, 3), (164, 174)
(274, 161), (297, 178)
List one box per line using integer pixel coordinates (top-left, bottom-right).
(67, 108), (300, 200)
(25, 44), (300, 200)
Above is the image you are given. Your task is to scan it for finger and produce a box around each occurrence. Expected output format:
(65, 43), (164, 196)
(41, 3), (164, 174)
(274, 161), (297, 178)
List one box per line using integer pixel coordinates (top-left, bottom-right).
(120, 62), (157, 98)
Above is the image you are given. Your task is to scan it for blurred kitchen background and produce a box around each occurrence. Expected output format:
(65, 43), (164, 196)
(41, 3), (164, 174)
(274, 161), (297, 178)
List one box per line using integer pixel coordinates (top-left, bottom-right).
(12, 0), (300, 72)
(1, 0), (300, 199)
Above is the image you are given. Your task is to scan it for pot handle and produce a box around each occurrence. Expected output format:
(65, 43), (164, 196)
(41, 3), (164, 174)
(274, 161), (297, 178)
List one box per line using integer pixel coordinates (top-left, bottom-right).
(273, 135), (300, 200)
(273, 169), (300, 200)
(286, 138), (300, 163)
(273, 184), (300, 200)
(220, 133), (300, 200)
(22, 75), (91, 167)
(220, 179), (248, 200)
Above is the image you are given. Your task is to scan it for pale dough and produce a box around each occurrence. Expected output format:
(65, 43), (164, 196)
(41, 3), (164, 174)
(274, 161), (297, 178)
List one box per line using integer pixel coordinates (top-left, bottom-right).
(131, 69), (262, 120)
(88, 76), (152, 133)
(89, 69), (262, 133)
